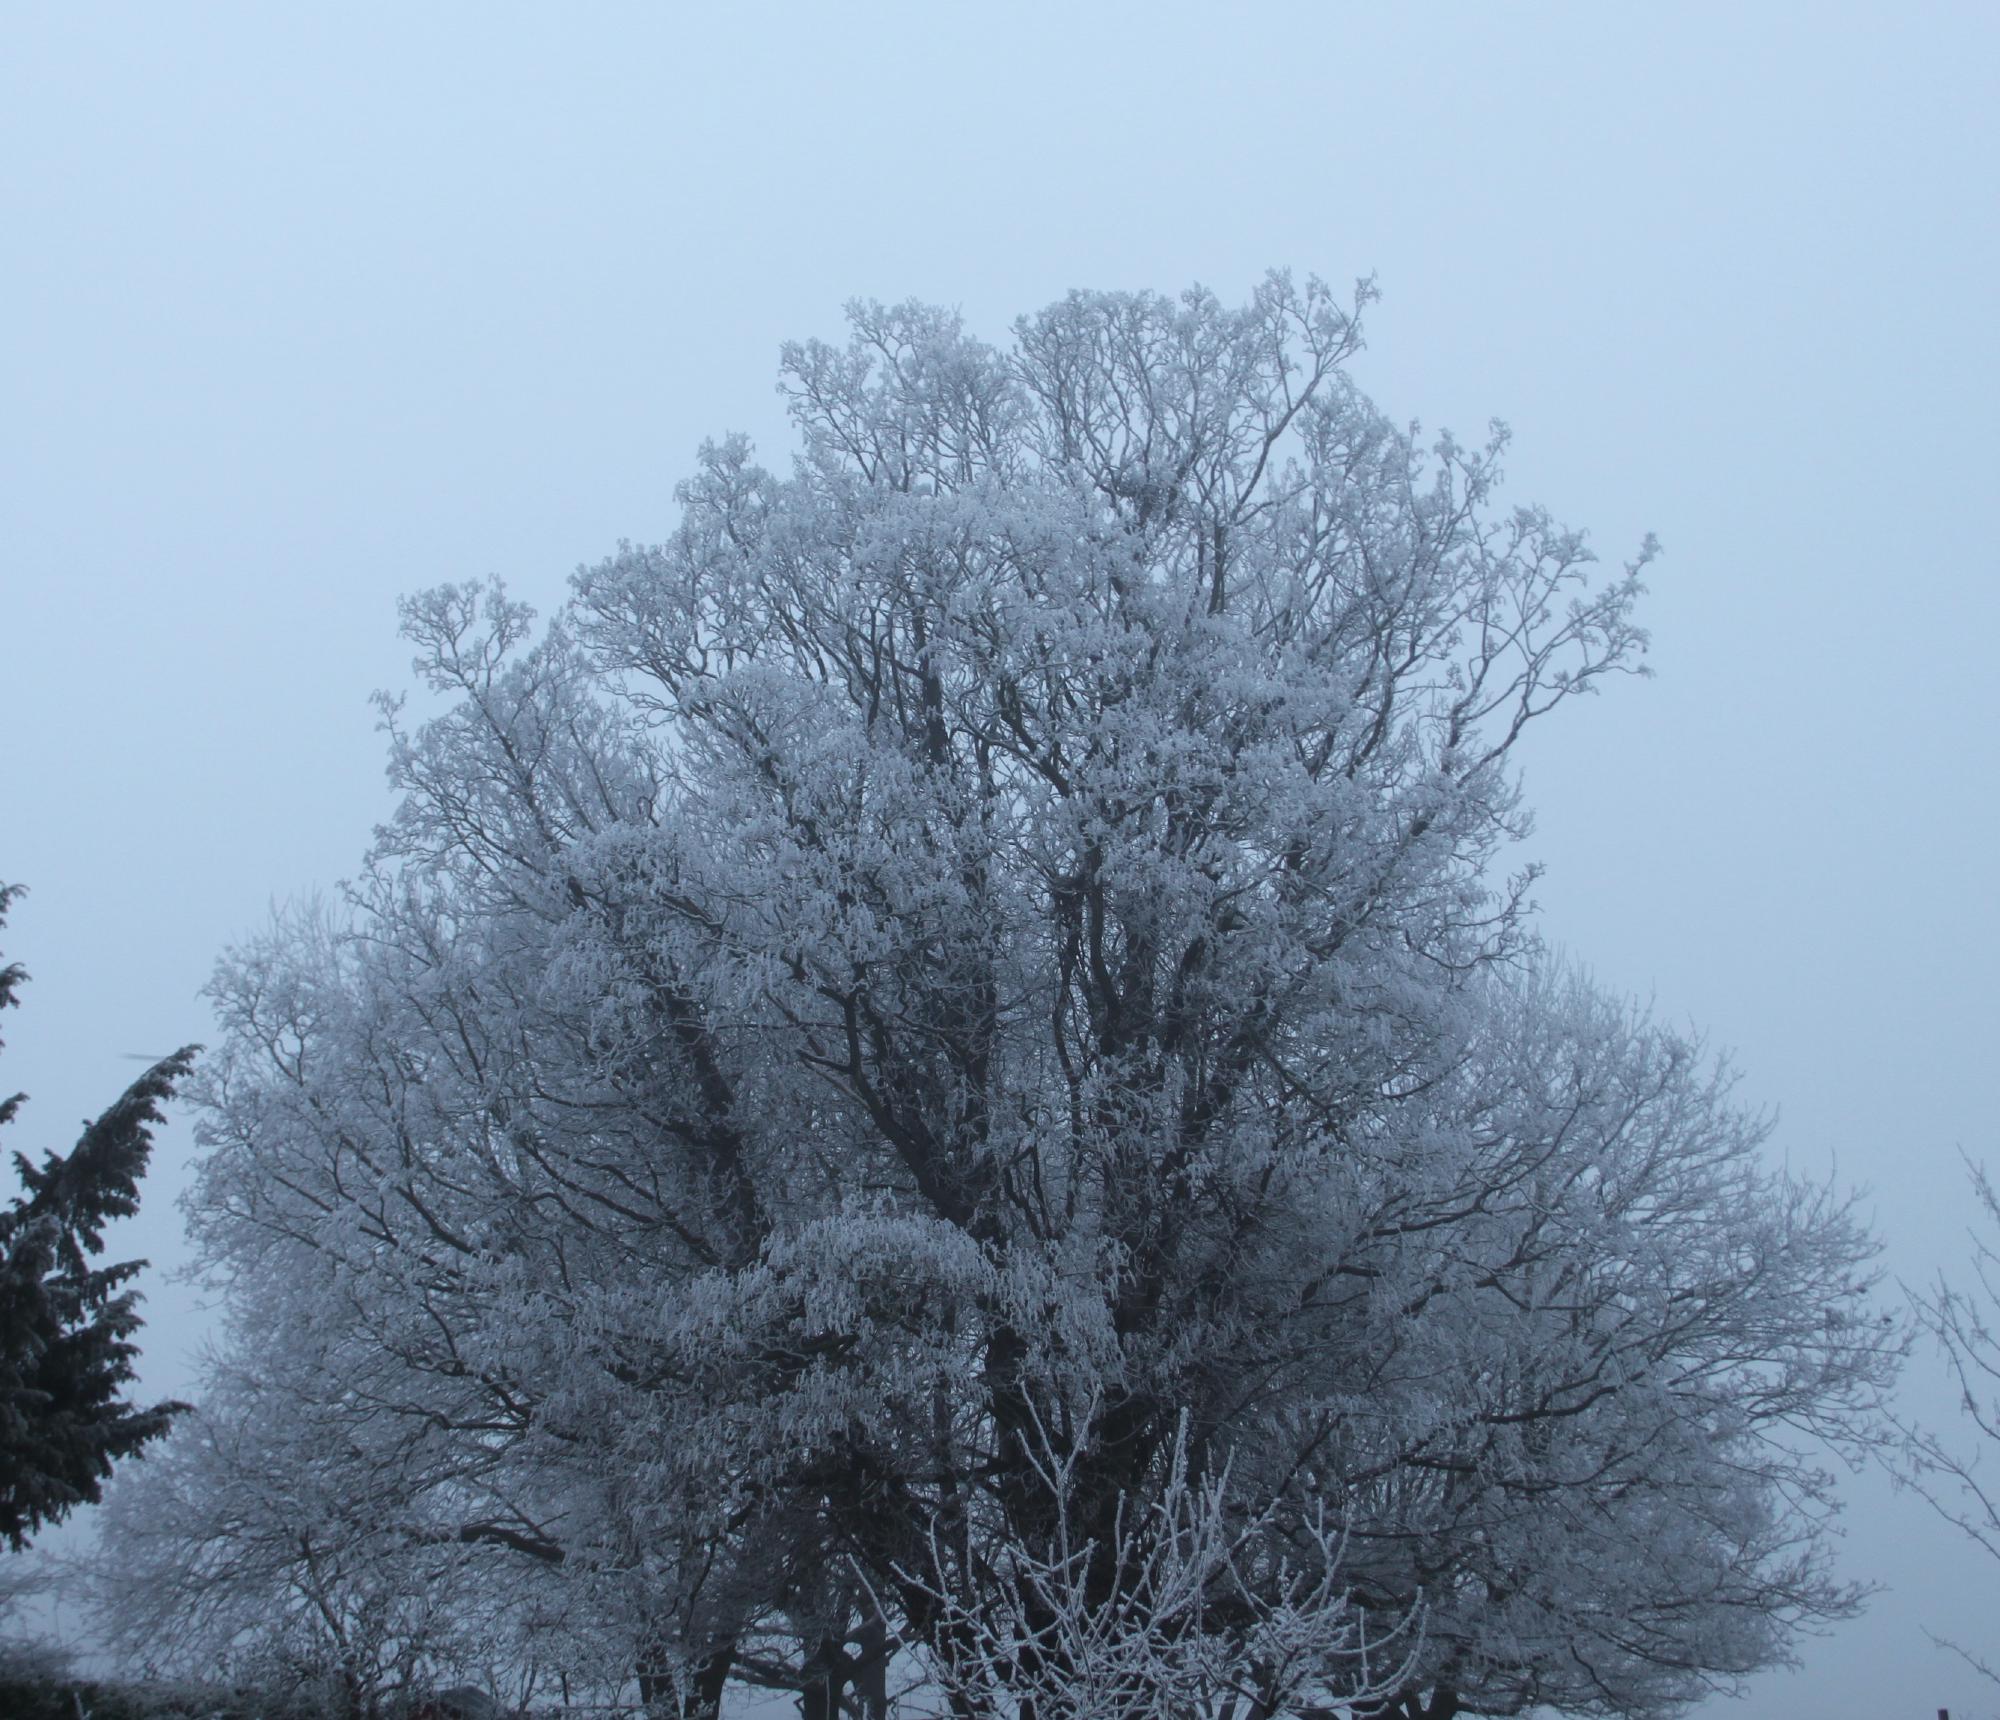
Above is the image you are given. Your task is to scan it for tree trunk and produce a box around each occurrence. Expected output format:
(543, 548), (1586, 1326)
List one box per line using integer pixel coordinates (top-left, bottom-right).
(848, 1616), (890, 1720)
(800, 1636), (847, 1720)
(637, 1643), (733, 1720)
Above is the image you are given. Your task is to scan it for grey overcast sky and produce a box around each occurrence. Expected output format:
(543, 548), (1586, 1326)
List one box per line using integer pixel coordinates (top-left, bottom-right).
(3, 3), (1995, 1713)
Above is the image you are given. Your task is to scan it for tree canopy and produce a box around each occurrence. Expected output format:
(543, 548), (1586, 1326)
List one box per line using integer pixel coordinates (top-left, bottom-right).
(101, 277), (1901, 1719)
(0, 884), (191, 1551)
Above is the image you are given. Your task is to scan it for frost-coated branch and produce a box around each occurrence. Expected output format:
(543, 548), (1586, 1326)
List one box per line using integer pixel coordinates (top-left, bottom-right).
(896, 1398), (1418, 1720)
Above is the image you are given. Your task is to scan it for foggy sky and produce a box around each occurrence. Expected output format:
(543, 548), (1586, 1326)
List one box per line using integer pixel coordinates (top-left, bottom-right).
(4, 4), (1995, 1714)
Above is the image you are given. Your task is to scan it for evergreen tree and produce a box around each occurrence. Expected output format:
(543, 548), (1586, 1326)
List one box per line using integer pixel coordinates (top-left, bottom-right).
(0, 883), (192, 1550)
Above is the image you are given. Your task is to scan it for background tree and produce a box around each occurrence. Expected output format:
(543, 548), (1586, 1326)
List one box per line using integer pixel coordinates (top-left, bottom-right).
(119, 279), (1901, 1718)
(0, 883), (191, 1551)
(92, 1332), (562, 1720)
(1897, 1160), (2000, 1688)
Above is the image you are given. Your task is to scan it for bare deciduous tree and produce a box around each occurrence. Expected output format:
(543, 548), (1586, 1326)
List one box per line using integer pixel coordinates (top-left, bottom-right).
(1898, 1159), (2000, 1688)
(100, 277), (1899, 1718)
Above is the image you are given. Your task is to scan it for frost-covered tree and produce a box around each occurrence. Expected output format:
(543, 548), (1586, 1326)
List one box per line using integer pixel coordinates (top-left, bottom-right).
(1896, 1160), (2000, 1689)
(91, 1325), (568, 1719)
(129, 278), (1900, 1718)
(0, 883), (191, 1551)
